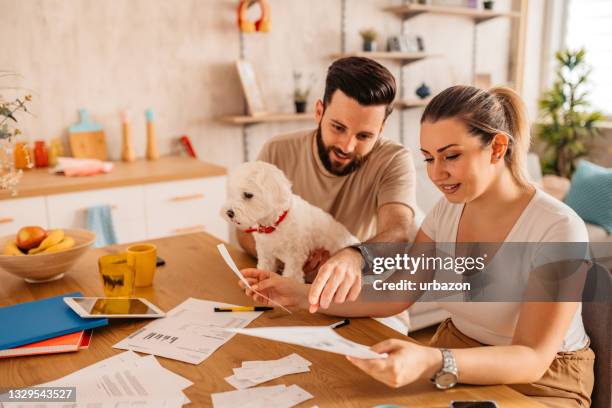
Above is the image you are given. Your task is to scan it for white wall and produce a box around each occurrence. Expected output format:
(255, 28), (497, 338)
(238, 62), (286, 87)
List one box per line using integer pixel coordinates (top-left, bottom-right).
(1, 0), (519, 171)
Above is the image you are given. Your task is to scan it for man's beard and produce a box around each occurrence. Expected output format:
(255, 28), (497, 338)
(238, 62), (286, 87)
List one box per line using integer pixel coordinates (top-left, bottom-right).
(316, 125), (368, 176)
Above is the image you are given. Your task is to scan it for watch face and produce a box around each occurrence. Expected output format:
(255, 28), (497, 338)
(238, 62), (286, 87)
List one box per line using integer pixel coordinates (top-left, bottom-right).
(436, 372), (458, 389)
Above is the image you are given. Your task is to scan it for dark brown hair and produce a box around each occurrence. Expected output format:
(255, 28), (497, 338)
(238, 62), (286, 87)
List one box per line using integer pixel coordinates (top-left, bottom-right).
(324, 57), (396, 120)
(421, 85), (531, 187)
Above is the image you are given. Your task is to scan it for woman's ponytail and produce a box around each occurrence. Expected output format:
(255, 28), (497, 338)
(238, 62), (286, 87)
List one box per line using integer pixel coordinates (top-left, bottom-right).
(489, 86), (531, 188)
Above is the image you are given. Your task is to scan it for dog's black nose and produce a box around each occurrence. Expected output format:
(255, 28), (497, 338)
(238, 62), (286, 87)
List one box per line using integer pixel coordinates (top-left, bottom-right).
(226, 209), (235, 219)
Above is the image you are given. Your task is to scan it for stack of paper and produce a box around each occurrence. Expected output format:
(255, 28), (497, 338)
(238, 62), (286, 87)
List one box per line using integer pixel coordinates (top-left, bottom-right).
(225, 353), (312, 389)
(0, 329), (92, 358)
(114, 298), (263, 364)
(1, 351), (193, 407)
(212, 384), (313, 408)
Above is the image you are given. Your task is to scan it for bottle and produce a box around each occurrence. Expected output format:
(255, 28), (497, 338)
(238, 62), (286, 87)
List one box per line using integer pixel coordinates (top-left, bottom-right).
(145, 109), (159, 161)
(48, 138), (64, 167)
(120, 111), (135, 162)
(14, 142), (33, 170)
(33, 140), (49, 168)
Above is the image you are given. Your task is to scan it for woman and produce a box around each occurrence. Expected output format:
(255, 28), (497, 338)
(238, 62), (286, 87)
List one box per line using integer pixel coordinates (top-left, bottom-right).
(239, 86), (594, 407)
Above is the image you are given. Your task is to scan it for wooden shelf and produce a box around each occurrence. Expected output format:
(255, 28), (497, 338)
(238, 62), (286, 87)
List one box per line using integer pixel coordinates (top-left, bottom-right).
(0, 156), (226, 200)
(217, 112), (315, 125)
(384, 4), (520, 24)
(395, 99), (430, 110)
(332, 51), (434, 65)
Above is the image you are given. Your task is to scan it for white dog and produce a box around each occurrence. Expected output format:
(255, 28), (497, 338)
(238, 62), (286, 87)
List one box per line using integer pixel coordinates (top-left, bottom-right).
(221, 161), (359, 282)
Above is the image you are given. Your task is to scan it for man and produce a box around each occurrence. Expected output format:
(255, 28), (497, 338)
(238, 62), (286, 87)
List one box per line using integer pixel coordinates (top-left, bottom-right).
(237, 56), (417, 307)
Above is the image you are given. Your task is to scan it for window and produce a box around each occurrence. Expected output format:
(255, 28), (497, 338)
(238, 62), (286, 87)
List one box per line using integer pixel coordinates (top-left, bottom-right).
(565, 0), (612, 115)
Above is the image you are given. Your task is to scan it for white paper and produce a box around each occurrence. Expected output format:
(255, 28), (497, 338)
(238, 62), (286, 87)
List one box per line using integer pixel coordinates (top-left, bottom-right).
(212, 385), (286, 408)
(212, 384), (313, 408)
(224, 353), (312, 389)
(113, 298), (262, 364)
(216, 243), (292, 314)
(3, 351), (192, 408)
(227, 326), (387, 359)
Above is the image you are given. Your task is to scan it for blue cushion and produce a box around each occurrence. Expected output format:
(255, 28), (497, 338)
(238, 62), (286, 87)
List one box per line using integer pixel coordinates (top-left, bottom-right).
(564, 161), (612, 233)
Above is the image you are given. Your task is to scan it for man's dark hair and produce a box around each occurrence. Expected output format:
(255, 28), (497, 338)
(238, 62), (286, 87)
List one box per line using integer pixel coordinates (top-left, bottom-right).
(323, 56), (396, 120)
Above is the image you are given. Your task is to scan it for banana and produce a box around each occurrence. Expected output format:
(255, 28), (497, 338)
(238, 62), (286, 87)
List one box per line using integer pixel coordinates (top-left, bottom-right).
(29, 229), (65, 254)
(43, 236), (75, 253)
(3, 241), (25, 256)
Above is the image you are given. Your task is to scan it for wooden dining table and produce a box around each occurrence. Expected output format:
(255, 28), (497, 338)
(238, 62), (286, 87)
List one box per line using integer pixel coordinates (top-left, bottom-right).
(0, 232), (545, 407)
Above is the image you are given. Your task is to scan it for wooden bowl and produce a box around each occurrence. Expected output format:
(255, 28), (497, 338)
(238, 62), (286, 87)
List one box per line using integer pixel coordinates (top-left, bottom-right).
(0, 229), (96, 283)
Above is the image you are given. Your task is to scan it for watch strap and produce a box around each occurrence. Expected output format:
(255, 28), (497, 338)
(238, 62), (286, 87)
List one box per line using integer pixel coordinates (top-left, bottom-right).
(432, 348), (459, 389)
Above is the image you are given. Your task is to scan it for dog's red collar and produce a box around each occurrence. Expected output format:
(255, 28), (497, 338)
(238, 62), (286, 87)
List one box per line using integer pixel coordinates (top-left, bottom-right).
(245, 210), (289, 234)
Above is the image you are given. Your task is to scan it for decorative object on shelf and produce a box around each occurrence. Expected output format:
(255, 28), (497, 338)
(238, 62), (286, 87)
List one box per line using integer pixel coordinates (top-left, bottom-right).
(387, 34), (424, 52)
(179, 135), (197, 158)
(145, 109), (159, 161)
(416, 35), (425, 52)
(13, 141), (32, 171)
(120, 111), (135, 162)
(235, 60), (267, 116)
(69, 109), (108, 161)
(387, 36), (402, 52)
(467, 0), (478, 8)
(33, 140), (49, 168)
(415, 83), (432, 99)
(537, 49), (603, 178)
(293, 71), (316, 114)
(0, 91), (31, 195)
(359, 28), (379, 52)
(237, 0), (270, 33)
(48, 138), (64, 167)
(483, 0), (494, 10)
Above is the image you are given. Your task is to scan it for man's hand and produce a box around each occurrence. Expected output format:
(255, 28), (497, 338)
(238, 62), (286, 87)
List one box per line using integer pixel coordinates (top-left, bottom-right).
(302, 248), (330, 283)
(308, 247), (363, 313)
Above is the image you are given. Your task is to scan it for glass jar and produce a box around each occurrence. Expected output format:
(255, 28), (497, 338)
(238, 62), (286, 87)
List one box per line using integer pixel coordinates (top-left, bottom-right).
(14, 142), (33, 170)
(34, 140), (49, 168)
(48, 138), (64, 166)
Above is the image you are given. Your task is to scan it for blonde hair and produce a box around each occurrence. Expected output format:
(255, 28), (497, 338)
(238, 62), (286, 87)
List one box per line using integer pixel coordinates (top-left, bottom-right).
(421, 85), (532, 188)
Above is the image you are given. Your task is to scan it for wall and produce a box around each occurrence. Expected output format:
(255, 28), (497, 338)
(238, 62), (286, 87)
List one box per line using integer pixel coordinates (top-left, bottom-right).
(1, 0), (518, 172)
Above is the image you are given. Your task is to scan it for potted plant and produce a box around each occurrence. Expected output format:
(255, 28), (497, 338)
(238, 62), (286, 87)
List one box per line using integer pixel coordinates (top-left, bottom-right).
(359, 28), (379, 52)
(483, 0), (494, 10)
(293, 71), (315, 113)
(536, 49), (603, 178)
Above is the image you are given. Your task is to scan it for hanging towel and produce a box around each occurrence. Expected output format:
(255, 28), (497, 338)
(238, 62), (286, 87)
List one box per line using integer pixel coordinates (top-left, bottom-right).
(86, 205), (118, 248)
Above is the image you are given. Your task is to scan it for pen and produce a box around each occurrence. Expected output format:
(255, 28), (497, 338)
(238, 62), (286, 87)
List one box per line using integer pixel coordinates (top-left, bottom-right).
(329, 319), (350, 329)
(214, 306), (274, 312)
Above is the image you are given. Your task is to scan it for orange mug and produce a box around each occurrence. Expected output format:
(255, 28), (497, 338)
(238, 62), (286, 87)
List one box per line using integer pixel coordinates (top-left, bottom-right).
(127, 243), (158, 287)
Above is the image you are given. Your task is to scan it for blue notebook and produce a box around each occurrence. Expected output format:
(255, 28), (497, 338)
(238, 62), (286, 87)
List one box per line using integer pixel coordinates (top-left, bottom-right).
(0, 292), (108, 350)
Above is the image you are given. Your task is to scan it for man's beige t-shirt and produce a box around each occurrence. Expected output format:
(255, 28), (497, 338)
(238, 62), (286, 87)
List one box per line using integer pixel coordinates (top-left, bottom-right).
(257, 128), (417, 241)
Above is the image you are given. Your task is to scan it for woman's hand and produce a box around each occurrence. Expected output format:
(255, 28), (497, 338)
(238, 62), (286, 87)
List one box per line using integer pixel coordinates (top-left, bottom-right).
(346, 339), (442, 388)
(239, 268), (309, 308)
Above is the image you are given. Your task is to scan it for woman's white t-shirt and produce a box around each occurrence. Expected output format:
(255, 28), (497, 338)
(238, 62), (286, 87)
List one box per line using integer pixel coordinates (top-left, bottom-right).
(420, 188), (589, 352)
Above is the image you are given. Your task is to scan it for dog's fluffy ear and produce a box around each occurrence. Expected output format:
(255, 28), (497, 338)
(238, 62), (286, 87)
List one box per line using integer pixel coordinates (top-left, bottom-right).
(253, 161), (293, 206)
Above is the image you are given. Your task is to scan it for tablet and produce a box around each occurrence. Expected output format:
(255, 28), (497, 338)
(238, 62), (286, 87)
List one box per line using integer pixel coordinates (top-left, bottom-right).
(63, 297), (165, 318)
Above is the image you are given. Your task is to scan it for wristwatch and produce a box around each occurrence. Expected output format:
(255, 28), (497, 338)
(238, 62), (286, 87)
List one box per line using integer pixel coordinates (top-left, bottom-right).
(432, 348), (458, 389)
(348, 243), (372, 275)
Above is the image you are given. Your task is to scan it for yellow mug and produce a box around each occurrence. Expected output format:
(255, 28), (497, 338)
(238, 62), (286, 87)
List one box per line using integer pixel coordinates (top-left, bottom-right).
(98, 253), (136, 297)
(127, 243), (158, 287)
